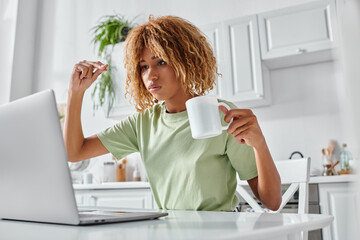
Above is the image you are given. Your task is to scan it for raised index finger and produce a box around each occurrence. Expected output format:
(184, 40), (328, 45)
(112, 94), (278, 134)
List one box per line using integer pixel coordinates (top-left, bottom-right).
(88, 61), (107, 69)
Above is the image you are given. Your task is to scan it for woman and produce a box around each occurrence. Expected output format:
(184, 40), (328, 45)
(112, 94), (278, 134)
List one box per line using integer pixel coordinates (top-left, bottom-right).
(64, 15), (281, 211)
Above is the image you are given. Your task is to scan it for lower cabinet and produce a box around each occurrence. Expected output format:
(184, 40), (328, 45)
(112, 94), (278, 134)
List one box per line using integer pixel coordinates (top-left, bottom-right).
(74, 188), (156, 209)
(318, 182), (359, 240)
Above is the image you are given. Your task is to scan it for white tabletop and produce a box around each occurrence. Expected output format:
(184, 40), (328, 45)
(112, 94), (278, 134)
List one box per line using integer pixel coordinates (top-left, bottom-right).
(0, 209), (333, 240)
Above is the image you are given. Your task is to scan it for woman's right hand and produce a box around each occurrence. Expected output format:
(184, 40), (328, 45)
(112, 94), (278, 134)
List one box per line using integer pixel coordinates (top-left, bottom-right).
(69, 60), (108, 93)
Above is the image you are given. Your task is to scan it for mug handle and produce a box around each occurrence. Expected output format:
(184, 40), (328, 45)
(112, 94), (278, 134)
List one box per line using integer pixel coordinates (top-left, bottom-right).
(218, 102), (233, 130)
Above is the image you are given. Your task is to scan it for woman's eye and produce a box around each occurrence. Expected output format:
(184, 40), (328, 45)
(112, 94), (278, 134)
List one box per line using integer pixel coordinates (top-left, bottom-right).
(158, 60), (166, 65)
(140, 65), (148, 70)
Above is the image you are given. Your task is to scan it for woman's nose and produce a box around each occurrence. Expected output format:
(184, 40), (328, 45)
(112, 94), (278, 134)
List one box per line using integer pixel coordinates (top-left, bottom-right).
(147, 67), (159, 80)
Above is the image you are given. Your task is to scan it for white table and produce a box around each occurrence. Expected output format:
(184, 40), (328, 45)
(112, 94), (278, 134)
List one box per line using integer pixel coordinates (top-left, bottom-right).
(237, 174), (358, 240)
(0, 209), (333, 240)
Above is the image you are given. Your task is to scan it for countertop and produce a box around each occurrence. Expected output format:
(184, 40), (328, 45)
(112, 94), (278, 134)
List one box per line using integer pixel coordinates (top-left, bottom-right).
(74, 181), (150, 190)
(73, 175), (358, 190)
(309, 174), (358, 183)
(0, 209), (333, 240)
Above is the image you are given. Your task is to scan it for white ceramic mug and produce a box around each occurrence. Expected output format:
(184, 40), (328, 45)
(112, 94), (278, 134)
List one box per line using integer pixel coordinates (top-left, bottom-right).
(186, 95), (231, 139)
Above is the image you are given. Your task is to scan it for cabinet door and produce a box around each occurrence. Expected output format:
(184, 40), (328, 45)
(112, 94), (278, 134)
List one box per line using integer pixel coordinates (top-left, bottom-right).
(258, 0), (336, 60)
(88, 189), (154, 209)
(318, 182), (360, 240)
(201, 23), (224, 98)
(74, 190), (91, 207)
(222, 15), (270, 107)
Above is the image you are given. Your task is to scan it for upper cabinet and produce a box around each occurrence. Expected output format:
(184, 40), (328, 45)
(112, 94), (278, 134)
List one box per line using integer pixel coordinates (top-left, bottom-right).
(223, 16), (270, 106)
(201, 15), (271, 108)
(258, 0), (337, 68)
(199, 0), (338, 109)
(201, 22), (223, 98)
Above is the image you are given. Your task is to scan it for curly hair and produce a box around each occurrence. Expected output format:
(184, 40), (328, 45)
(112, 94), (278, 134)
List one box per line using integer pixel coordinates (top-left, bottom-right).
(124, 15), (219, 112)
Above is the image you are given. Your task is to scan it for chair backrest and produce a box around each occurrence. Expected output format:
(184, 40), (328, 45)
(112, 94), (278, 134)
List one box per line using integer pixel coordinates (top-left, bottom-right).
(236, 157), (311, 214)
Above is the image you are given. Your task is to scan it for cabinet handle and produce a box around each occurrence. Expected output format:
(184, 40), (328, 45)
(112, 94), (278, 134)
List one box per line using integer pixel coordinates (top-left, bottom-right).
(296, 48), (307, 53)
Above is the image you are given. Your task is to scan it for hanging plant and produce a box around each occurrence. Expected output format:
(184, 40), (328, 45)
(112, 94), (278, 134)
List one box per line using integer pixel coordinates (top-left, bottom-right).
(91, 13), (134, 117)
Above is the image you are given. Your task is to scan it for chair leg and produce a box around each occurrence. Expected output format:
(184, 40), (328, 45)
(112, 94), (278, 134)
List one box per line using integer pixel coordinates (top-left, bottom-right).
(298, 183), (309, 214)
(301, 231), (308, 240)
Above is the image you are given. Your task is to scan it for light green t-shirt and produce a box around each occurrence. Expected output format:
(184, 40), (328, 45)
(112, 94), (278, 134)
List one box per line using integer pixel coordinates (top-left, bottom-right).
(97, 99), (257, 211)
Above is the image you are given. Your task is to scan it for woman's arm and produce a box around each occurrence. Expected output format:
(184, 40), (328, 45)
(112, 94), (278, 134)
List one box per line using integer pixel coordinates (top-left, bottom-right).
(64, 61), (109, 162)
(247, 145), (281, 211)
(219, 107), (282, 211)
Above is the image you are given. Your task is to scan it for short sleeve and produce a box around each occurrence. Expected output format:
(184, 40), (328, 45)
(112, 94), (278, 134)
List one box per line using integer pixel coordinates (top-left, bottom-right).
(97, 113), (139, 160)
(220, 100), (258, 180)
(226, 137), (258, 180)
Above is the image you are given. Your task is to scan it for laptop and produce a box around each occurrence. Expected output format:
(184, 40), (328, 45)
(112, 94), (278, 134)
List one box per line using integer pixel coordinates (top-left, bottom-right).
(0, 89), (168, 225)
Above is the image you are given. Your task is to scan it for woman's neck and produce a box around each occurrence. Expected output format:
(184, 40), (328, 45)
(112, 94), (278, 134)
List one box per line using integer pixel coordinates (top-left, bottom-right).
(165, 93), (194, 113)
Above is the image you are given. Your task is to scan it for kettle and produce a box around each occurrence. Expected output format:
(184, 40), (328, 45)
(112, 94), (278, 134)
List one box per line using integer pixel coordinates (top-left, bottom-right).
(289, 151), (304, 159)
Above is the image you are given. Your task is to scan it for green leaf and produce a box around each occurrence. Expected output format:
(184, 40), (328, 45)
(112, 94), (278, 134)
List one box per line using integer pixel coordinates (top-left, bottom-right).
(90, 13), (135, 116)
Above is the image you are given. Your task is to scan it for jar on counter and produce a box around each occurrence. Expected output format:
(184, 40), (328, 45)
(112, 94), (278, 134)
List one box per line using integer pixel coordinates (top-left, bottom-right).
(340, 144), (353, 171)
(132, 164), (141, 181)
(103, 161), (116, 182)
(82, 172), (93, 184)
(116, 158), (127, 182)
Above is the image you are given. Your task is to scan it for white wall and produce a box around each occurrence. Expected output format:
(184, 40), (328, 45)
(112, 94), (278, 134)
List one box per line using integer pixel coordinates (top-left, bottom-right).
(335, 0), (360, 235)
(255, 61), (343, 164)
(8, 0), (359, 177)
(10, 0), (38, 101)
(0, 0), (39, 103)
(336, 0), (360, 162)
(0, 0), (18, 104)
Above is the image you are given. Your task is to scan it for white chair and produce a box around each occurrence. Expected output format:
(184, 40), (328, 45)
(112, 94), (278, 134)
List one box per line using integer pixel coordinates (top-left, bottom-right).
(235, 157), (311, 240)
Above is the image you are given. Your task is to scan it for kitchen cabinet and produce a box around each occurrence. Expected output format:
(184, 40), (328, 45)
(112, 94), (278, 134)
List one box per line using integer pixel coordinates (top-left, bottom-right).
(74, 190), (89, 207)
(74, 183), (156, 209)
(200, 22), (223, 98)
(201, 15), (271, 108)
(316, 177), (359, 240)
(258, 0), (337, 69)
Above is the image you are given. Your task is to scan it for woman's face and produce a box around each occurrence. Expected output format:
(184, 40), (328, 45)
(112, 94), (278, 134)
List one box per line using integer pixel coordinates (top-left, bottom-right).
(139, 47), (185, 102)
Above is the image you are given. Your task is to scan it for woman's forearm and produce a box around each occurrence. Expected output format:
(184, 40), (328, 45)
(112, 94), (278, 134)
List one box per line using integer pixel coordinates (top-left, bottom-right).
(253, 143), (282, 210)
(63, 90), (86, 162)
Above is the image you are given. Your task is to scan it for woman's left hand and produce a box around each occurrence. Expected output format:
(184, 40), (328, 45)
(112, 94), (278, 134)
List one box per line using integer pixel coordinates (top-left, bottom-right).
(219, 106), (266, 149)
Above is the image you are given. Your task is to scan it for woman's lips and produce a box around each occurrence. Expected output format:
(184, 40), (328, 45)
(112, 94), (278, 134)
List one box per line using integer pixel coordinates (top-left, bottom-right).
(149, 85), (161, 93)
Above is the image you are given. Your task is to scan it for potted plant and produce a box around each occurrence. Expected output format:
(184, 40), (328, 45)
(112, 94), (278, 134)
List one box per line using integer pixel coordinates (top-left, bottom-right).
(91, 13), (134, 117)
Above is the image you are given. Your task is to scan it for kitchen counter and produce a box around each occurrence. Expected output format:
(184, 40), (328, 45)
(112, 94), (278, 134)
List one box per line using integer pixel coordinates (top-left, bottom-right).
(0, 209), (333, 240)
(73, 181), (150, 190)
(309, 174), (358, 183)
(235, 174), (357, 186)
(73, 175), (358, 190)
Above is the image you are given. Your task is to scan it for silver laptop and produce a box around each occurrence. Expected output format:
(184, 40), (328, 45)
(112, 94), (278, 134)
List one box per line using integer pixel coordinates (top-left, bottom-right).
(0, 89), (167, 225)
